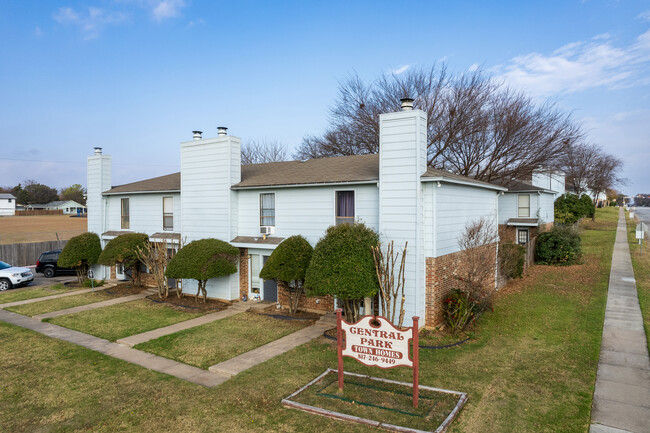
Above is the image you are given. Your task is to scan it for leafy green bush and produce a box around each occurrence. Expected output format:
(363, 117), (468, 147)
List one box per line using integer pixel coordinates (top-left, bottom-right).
(554, 193), (595, 223)
(305, 222), (379, 322)
(82, 279), (105, 288)
(259, 235), (313, 313)
(165, 238), (238, 302)
(535, 226), (582, 265)
(57, 232), (102, 284)
(609, 200), (617, 207)
(98, 233), (149, 285)
(499, 243), (525, 279)
(443, 289), (480, 333)
(580, 194), (595, 218)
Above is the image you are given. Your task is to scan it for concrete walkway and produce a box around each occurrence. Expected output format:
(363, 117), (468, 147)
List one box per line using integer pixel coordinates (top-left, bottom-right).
(209, 314), (335, 376)
(590, 209), (650, 433)
(116, 302), (249, 347)
(0, 308), (230, 387)
(0, 285), (112, 309)
(34, 291), (151, 320)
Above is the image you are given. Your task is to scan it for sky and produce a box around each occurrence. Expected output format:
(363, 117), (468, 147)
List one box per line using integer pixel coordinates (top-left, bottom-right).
(0, 0), (648, 196)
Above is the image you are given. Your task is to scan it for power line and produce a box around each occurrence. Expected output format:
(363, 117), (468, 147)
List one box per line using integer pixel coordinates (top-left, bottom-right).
(1, 157), (178, 167)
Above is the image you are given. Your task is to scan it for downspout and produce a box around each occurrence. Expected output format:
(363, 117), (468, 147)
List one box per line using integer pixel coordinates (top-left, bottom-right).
(495, 191), (499, 290)
(102, 195), (108, 279)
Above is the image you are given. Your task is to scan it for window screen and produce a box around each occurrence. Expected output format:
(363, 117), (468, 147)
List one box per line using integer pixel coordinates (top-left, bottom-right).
(518, 194), (530, 218)
(121, 198), (130, 229)
(163, 197), (173, 231)
(260, 193), (275, 226)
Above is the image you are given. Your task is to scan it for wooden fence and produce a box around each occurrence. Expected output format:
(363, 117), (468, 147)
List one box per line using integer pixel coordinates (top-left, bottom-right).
(15, 210), (63, 216)
(0, 240), (68, 267)
(524, 236), (537, 268)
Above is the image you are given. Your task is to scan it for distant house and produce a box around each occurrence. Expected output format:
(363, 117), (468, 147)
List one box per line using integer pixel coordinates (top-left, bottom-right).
(27, 200), (87, 215)
(0, 193), (16, 216)
(45, 200), (87, 215)
(87, 100), (507, 328)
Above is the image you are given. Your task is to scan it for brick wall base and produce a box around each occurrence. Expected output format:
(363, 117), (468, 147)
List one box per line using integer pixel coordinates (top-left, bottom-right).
(425, 244), (497, 328)
(277, 282), (334, 313)
(239, 248), (249, 301)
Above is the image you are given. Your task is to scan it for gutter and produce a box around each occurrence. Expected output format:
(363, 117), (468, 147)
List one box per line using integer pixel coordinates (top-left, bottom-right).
(231, 180), (378, 190)
(421, 177), (507, 192)
(102, 190), (180, 196)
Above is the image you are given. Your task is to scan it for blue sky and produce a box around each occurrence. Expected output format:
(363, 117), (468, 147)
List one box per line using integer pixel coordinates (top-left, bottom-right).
(0, 0), (648, 196)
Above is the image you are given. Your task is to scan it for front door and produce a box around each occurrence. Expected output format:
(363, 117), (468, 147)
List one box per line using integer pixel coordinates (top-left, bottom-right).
(262, 255), (277, 302)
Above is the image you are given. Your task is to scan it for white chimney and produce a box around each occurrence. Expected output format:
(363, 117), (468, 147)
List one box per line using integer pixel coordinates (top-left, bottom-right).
(87, 148), (112, 238)
(217, 126), (228, 137)
(192, 131), (203, 140)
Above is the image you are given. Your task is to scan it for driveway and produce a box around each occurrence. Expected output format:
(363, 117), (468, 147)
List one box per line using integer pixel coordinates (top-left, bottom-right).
(23, 268), (75, 289)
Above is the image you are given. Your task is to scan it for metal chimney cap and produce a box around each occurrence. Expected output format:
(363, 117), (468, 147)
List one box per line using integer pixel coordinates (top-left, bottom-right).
(93, 147), (103, 155)
(400, 98), (414, 110)
(192, 131), (203, 140)
(217, 126), (228, 136)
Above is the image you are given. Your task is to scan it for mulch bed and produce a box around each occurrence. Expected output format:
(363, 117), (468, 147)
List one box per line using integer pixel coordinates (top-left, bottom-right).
(253, 307), (320, 322)
(145, 294), (230, 313)
(104, 283), (148, 296)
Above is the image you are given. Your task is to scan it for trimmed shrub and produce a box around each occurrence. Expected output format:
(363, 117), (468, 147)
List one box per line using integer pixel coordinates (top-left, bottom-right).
(536, 226), (582, 266)
(554, 193), (595, 224)
(57, 232), (102, 284)
(580, 194), (595, 218)
(82, 279), (105, 288)
(499, 243), (525, 279)
(98, 233), (149, 285)
(259, 235), (313, 313)
(305, 222), (379, 322)
(165, 238), (238, 302)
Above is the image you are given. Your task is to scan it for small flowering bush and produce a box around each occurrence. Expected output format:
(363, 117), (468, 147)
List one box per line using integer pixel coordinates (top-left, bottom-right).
(443, 288), (481, 333)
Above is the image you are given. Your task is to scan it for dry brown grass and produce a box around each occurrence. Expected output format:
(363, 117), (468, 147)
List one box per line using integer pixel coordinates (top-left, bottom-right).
(0, 215), (87, 244)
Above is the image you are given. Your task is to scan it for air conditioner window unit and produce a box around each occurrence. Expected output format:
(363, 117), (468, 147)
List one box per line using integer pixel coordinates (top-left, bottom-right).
(260, 226), (275, 235)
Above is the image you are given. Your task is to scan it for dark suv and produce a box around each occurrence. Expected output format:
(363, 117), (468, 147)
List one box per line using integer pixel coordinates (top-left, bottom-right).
(36, 249), (75, 278)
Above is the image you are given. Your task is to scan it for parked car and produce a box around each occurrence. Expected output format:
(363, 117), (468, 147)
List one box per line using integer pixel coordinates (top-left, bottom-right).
(0, 261), (34, 291)
(35, 249), (75, 278)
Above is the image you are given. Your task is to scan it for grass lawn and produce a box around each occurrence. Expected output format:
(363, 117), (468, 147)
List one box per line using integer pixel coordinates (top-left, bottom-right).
(626, 211), (650, 352)
(45, 299), (204, 341)
(135, 312), (311, 369)
(0, 208), (617, 432)
(0, 284), (74, 304)
(5, 290), (117, 317)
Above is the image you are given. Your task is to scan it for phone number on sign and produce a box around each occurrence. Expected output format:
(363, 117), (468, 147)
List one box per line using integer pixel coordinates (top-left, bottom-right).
(356, 354), (397, 365)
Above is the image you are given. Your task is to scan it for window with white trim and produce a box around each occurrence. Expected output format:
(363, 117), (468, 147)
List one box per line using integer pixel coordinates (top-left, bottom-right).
(518, 194), (530, 218)
(336, 191), (355, 225)
(517, 228), (529, 245)
(163, 196), (173, 231)
(260, 193), (275, 227)
(121, 198), (130, 229)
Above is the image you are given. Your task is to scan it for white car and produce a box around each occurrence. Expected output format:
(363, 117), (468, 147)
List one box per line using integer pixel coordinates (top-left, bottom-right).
(0, 261), (34, 291)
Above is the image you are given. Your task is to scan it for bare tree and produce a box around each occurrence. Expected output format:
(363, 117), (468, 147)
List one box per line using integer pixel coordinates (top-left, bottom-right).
(372, 241), (407, 327)
(135, 241), (172, 299)
(294, 66), (581, 182)
(587, 152), (625, 218)
(241, 139), (289, 165)
(560, 141), (601, 196)
(457, 217), (498, 309)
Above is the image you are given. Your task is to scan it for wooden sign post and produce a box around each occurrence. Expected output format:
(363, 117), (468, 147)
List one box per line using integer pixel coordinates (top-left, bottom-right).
(336, 308), (420, 408)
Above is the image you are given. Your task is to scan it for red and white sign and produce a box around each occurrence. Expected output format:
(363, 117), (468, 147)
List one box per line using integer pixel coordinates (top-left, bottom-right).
(341, 316), (412, 368)
(336, 310), (420, 408)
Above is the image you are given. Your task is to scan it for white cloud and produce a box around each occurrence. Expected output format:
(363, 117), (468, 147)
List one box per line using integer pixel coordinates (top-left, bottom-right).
(638, 10), (650, 22)
(188, 18), (205, 27)
(53, 6), (127, 39)
(34, 26), (42, 37)
(495, 29), (650, 96)
(468, 63), (479, 72)
(392, 64), (411, 75)
(151, 0), (186, 21)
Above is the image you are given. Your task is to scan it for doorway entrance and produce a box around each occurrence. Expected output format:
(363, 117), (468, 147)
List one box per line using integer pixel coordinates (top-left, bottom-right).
(249, 254), (277, 302)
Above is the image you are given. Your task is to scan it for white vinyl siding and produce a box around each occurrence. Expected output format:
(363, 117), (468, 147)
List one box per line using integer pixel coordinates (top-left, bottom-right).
(106, 193), (181, 235)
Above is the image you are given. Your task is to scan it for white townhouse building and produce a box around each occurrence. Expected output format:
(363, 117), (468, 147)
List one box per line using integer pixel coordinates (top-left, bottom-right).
(0, 193), (16, 216)
(87, 100), (506, 327)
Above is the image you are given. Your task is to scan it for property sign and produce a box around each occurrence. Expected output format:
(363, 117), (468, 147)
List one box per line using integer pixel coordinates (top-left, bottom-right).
(336, 310), (420, 407)
(637, 222), (647, 240)
(341, 316), (412, 368)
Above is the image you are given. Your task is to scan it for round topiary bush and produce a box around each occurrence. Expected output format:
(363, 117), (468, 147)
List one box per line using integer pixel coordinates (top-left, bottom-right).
(535, 226), (582, 266)
(57, 232), (102, 284)
(165, 238), (239, 302)
(259, 235), (313, 313)
(98, 233), (149, 285)
(305, 222), (379, 322)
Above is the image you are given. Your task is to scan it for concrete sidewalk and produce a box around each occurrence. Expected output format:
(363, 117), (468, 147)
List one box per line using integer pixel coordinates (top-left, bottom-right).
(34, 291), (151, 320)
(209, 314), (335, 376)
(0, 285), (112, 309)
(116, 301), (249, 347)
(0, 308), (229, 387)
(590, 208), (650, 433)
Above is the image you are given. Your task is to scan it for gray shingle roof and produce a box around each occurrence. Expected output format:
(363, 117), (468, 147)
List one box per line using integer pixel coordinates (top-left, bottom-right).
(0, 193), (16, 199)
(490, 179), (550, 193)
(102, 154), (504, 194)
